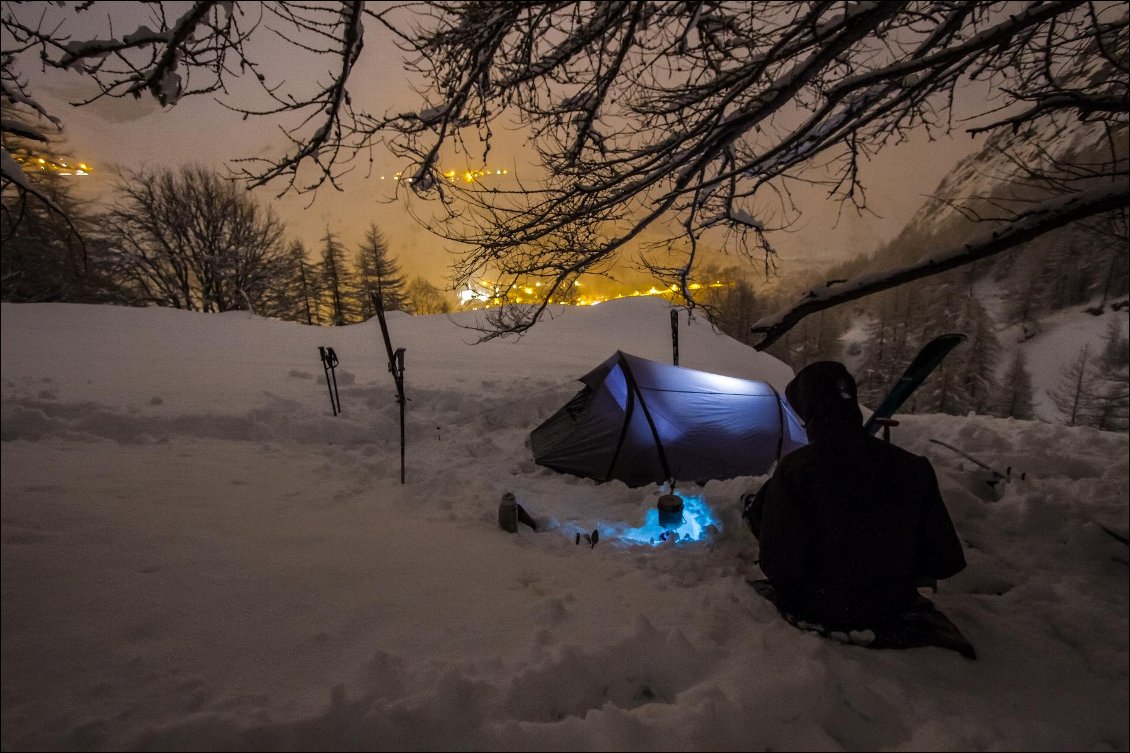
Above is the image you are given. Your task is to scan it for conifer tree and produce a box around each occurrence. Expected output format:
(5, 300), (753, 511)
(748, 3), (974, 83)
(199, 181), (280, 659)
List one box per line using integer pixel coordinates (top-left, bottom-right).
(959, 296), (1001, 415)
(1044, 238), (1105, 311)
(256, 240), (316, 323)
(269, 241), (318, 324)
(1003, 256), (1045, 342)
(1099, 317), (1130, 372)
(1095, 378), (1129, 433)
(1095, 319), (1129, 432)
(697, 267), (767, 349)
(895, 281), (963, 414)
(292, 241), (319, 325)
(857, 293), (901, 408)
(1097, 243), (1129, 308)
(1049, 344), (1101, 427)
(319, 230), (355, 326)
(920, 357), (972, 417)
(354, 223), (405, 318)
(995, 352), (1036, 420)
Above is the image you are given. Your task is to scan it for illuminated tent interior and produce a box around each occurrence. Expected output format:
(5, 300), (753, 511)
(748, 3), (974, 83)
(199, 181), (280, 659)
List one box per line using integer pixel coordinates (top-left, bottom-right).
(530, 351), (808, 487)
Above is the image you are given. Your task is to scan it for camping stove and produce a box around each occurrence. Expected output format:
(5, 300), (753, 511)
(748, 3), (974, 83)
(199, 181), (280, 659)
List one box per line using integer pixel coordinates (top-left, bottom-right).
(656, 493), (685, 529)
(620, 491), (716, 546)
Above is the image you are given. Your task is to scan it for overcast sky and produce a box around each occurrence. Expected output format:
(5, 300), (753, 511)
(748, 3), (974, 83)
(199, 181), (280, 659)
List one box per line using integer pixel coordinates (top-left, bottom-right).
(18, 2), (985, 290)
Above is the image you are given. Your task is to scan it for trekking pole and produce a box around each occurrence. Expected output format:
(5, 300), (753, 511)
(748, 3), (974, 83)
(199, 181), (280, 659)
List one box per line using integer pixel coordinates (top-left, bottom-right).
(394, 346), (406, 484)
(671, 308), (680, 366)
(327, 347), (342, 415)
(318, 346), (341, 416)
(372, 290), (407, 484)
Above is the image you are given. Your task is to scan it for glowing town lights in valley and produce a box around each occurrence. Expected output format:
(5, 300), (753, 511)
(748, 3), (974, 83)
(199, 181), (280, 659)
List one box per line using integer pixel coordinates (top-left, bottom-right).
(386, 168), (509, 184)
(12, 151), (91, 176)
(456, 277), (735, 310)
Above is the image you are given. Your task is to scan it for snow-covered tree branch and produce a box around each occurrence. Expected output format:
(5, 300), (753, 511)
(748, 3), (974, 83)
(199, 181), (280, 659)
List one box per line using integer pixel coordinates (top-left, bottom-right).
(368, 1), (1128, 338)
(749, 186), (1129, 350)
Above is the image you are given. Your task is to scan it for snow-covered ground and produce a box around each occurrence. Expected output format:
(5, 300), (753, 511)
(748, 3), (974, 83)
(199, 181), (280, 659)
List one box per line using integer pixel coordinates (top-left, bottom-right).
(1014, 304), (1129, 423)
(2, 298), (1127, 751)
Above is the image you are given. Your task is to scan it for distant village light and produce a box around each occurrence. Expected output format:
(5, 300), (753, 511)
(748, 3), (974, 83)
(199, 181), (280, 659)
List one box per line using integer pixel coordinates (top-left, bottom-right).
(387, 167), (504, 184)
(456, 276), (732, 311)
(15, 151), (92, 176)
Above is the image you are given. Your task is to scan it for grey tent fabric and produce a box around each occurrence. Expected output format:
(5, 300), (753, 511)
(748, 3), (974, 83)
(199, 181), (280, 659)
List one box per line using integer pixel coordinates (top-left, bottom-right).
(530, 351), (807, 487)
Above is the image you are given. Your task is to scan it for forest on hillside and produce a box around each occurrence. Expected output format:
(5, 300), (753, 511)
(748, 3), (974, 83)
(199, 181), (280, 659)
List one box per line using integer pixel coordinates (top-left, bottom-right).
(702, 130), (1129, 432)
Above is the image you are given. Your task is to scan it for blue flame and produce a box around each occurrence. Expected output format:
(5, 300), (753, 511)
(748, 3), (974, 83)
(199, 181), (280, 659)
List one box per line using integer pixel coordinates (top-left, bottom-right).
(616, 492), (719, 546)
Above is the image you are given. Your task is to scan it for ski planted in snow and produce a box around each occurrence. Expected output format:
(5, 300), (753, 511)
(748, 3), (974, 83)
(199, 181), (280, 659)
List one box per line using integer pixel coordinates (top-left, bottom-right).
(863, 334), (967, 436)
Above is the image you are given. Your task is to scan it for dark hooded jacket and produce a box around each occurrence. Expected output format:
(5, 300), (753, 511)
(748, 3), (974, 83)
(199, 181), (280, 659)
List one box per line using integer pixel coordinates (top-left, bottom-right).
(747, 362), (965, 630)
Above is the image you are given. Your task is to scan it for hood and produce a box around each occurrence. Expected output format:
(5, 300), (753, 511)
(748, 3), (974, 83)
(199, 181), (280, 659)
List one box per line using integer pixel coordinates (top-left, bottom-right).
(784, 361), (863, 441)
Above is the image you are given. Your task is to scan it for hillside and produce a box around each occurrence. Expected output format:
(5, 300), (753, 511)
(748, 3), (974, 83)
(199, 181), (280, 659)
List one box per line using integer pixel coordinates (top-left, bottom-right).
(745, 123), (1129, 429)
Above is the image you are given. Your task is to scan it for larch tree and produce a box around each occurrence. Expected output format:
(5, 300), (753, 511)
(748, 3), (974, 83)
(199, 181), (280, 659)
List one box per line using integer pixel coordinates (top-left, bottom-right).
(1095, 318), (1130, 432)
(290, 241), (320, 326)
(956, 295), (1001, 416)
(1049, 344), (1102, 427)
(319, 230), (355, 326)
(354, 223), (406, 318)
(995, 352), (1037, 421)
(259, 240), (319, 324)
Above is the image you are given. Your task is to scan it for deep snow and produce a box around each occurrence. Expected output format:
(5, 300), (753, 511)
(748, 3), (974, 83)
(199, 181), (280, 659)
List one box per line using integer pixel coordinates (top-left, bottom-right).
(1, 298), (1127, 751)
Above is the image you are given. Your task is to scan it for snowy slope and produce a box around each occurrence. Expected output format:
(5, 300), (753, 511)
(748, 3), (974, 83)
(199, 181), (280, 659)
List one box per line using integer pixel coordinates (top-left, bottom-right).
(837, 292), (1128, 424)
(1009, 304), (1129, 422)
(2, 299), (1127, 752)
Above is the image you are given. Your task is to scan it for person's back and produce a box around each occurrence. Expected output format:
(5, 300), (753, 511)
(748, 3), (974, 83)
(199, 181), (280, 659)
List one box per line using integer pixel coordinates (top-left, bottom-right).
(747, 361), (965, 631)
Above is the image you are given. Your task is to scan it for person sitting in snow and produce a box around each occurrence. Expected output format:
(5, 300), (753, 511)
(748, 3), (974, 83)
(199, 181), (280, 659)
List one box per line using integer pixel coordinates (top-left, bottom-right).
(744, 361), (966, 632)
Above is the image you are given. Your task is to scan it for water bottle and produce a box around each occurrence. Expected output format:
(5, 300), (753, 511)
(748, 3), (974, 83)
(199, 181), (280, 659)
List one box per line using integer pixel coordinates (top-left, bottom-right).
(499, 492), (518, 533)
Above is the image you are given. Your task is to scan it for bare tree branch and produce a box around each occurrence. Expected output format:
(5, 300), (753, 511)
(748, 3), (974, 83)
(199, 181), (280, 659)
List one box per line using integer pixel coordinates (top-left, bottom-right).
(368, 1), (1127, 336)
(2, 1), (1127, 340)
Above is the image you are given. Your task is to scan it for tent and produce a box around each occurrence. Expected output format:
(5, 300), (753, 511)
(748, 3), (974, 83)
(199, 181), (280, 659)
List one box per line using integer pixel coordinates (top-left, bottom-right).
(530, 351), (808, 487)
